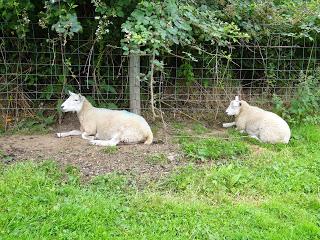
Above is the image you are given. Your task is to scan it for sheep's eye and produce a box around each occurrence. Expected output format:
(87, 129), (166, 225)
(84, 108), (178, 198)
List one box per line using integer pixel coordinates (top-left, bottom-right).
(74, 99), (78, 102)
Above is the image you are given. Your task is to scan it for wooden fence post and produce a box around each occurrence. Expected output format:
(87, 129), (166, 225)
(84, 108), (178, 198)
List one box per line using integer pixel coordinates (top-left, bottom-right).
(129, 54), (141, 115)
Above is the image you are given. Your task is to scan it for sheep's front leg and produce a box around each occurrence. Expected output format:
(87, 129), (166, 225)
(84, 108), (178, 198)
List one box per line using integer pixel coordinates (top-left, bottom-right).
(81, 132), (95, 141)
(249, 135), (261, 141)
(56, 130), (82, 138)
(89, 137), (120, 146)
(223, 122), (236, 128)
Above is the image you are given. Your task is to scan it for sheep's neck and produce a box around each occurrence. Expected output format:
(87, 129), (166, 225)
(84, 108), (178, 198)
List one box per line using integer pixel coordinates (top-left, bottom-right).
(235, 101), (250, 121)
(77, 99), (93, 126)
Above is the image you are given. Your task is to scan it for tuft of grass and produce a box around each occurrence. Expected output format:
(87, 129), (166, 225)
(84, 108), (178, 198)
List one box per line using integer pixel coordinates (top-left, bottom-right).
(0, 149), (4, 158)
(90, 172), (131, 194)
(0, 125), (4, 135)
(146, 153), (168, 165)
(5, 112), (55, 135)
(64, 165), (81, 185)
(4, 119), (53, 135)
(191, 122), (208, 134)
(150, 122), (162, 137)
(171, 121), (185, 131)
(0, 149), (14, 164)
(102, 146), (118, 154)
(181, 137), (250, 162)
(227, 128), (289, 152)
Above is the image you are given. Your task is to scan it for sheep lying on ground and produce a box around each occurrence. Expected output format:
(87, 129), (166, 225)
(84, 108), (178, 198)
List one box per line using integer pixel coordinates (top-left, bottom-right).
(56, 91), (153, 146)
(222, 96), (291, 144)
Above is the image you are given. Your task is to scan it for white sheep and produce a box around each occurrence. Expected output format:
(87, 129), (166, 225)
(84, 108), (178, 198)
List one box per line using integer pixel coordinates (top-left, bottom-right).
(56, 91), (153, 146)
(222, 96), (291, 144)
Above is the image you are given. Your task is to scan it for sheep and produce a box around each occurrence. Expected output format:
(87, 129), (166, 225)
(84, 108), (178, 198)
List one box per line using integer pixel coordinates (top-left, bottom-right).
(56, 91), (153, 146)
(222, 96), (291, 144)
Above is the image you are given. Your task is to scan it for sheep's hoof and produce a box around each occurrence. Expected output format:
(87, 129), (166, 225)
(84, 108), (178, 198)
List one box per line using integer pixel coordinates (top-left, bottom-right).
(89, 140), (98, 145)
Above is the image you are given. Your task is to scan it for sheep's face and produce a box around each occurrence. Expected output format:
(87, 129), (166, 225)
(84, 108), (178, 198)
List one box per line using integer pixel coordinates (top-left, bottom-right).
(60, 91), (84, 113)
(226, 96), (241, 116)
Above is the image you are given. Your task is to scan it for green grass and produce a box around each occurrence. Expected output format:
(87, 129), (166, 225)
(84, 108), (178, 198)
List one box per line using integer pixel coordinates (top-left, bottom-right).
(1, 115), (56, 136)
(102, 146), (118, 154)
(191, 122), (208, 134)
(181, 137), (250, 162)
(146, 153), (168, 165)
(0, 125), (320, 239)
(0, 149), (14, 164)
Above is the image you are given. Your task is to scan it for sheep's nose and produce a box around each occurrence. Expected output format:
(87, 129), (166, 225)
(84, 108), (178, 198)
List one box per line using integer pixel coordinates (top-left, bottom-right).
(61, 105), (64, 110)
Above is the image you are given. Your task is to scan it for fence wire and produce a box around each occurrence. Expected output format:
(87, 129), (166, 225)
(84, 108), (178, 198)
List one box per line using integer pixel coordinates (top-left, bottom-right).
(0, 23), (319, 127)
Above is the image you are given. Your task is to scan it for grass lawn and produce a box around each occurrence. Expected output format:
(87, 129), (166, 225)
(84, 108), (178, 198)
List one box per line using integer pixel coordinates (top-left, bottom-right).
(0, 125), (319, 239)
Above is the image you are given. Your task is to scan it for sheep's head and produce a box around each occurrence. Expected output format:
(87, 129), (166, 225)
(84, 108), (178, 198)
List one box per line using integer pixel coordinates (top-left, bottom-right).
(60, 91), (85, 113)
(225, 96), (242, 116)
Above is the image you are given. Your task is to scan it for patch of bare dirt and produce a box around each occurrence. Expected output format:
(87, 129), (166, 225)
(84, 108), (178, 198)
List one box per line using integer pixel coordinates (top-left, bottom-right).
(0, 131), (184, 182)
(250, 145), (265, 155)
(0, 114), (229, 182)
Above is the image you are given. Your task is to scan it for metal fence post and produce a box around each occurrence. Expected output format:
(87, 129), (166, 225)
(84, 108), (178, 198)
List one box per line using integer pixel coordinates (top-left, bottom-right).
(129, 54), (141, 115)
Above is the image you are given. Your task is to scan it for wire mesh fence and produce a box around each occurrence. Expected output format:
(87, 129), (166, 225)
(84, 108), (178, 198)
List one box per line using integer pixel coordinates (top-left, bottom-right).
(1, 22), (319, 128)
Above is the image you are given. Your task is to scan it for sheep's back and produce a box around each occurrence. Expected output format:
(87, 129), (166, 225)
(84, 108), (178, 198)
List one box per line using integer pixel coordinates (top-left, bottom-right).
(245, 109), (291, 143)
(93, 109), (151, 140)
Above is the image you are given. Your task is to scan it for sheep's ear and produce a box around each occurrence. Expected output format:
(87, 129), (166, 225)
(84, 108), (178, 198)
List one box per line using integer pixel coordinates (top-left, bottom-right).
(78, 94), (85, 101)
(68, 90), (75, 96)
(235, 96), (239, 101)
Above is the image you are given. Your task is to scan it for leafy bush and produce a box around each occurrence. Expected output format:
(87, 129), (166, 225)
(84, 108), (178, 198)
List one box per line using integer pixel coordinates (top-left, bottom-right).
(177, 61), (195, 86)
(39, 0), (82, 40)
(0, 0), (33, 38)
(121, 0), (248, 56)
(1, 0), (320, 125)
(273, 70), (320, 125)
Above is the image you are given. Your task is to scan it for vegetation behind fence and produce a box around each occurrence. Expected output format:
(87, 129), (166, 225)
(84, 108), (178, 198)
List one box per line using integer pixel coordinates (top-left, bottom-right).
(0, 0), (320, 130)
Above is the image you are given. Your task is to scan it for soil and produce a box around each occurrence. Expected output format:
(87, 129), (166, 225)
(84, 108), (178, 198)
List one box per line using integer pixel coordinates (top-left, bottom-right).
(0, 134), (185, 182)
(0, 114), (227, 183)
(0, 112), (187, 183)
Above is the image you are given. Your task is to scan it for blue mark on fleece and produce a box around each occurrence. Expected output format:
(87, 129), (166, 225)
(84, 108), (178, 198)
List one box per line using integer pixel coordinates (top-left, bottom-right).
(122, 110), (134, 115)
(121, 110), (144, 122)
